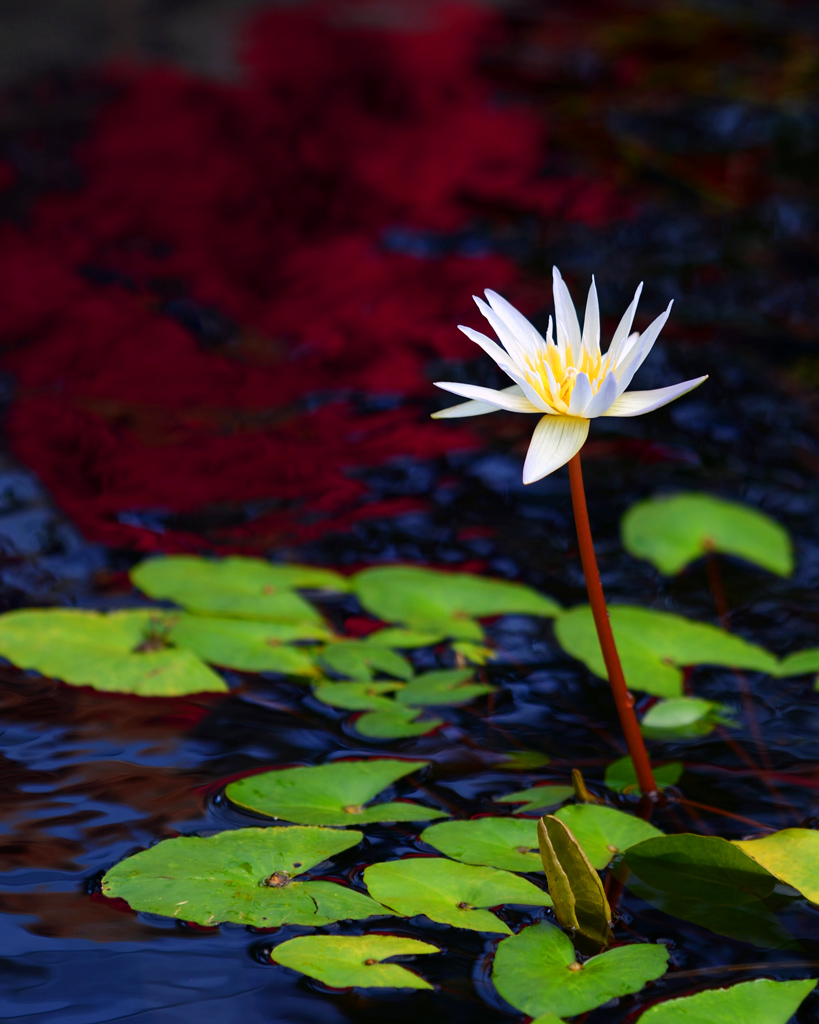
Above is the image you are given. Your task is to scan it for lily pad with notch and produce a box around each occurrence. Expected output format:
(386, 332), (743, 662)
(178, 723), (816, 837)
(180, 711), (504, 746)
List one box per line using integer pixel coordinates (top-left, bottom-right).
(636, 978), (816, 1024)
(733, 828), (819, 905)
(354, 705), (444, 740)
(605, 756), (683, 794)
(0, 608), (226, 696)
(395, 668), (495, 707)
(363, 857), (552, 933)
(554, 605), (777, 698)
(102, 826), (389, 927)
(495, 785), (574, 815)
(492, 921), (669, 1019)
(311, 680), (404, 711)
(622, 492), (793, 577)
(131, 556), (342, 622)
(271, 934), (439, 990)
(319, 641), (413, 682)
(420, 817), (542, 872)
(226, 759), (447, 826)
(553, 804), (664, 869)
(640, 697), (726, 739)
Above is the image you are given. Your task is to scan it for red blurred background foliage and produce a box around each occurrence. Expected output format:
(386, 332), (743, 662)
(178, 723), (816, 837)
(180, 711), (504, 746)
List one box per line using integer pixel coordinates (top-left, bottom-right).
(0, 2), (624, 552)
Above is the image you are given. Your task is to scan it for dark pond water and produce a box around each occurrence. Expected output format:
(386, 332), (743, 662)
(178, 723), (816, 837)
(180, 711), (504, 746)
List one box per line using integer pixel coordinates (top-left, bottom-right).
(2, 1), (819, 1022)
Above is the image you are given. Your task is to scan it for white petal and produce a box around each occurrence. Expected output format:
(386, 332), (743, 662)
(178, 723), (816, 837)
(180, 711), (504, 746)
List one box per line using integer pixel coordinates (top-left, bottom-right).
(522, 415), (590, 484)
(613, 301), (673, 395)
(484, 289), (548, 356)
(583, 370), (619, 418)
(432, 385), (526, 419)
(582, 276), (600, 358)
(458, 324), (551, 412)
(433, 381), (541, 414)
(567, 371), (594, 416)
(473, 295), (530, 368)
(552, 267), (582, 363)
(608, 282), (643, 357)
(602, 375), (708, 417)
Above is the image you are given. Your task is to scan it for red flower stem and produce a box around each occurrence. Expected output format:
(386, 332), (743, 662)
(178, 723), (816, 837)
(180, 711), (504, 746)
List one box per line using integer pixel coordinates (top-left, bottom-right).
(567, 452), (657, 797)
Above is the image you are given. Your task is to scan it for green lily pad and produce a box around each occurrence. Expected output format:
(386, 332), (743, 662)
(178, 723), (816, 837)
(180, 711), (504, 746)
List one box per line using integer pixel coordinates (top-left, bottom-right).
(492, 921), (669, 1019)
(496, 751), (551, 771)
(363, 857), (551, 933)
(168, 613), (324, 675)
(395, 668), (494, 707)
(734, 829), (819, 904)
(636, 978), (816, 1024)
(0, 608), (226, 696)
(774, 648), (819, 677)
(553, 805), (664, 870)
(538, 815), (612, 951)
(641, 697), (725, 739)
(364, 628), (447, 648)
(319, 642), (414, 682)
(312, 680), (404, 711)
(605, 757), (683, 794)
(451, 641), (496, 665)
(421, 817), (541, 872)
(271, 934), (439, 990)
(495, 785), (574, 815)
(226, 759), (446, 825)
(354, 706), (444, 739)
(554, 605), (777, 698)
(353, 566), (559, 638)
(102, 826), (388, 927)
(131, 556), (340, 622)
(622, 492), (793, 577)
(625, 835), (776, 905)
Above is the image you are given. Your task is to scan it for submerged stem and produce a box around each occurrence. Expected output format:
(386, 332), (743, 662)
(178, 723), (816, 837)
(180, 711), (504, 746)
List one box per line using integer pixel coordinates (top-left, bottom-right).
(567, 452), (657, 797)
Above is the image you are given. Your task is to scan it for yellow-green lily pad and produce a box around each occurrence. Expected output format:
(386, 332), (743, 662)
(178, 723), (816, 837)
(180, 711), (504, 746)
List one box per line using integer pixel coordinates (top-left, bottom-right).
(636, 978), (816, 1023)
(271, 934), (439, 990)
(421, 817), (541, 872)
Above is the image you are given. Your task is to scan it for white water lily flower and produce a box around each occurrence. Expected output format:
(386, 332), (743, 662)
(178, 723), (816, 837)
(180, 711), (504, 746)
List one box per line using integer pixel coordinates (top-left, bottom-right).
(433, 267), (707, 484)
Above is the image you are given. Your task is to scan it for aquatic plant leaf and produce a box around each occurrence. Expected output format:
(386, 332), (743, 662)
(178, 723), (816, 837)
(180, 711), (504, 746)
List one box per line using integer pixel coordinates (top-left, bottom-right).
(492, 921), (668, 1019)
(451, 641), (496, 664)
(636, 978), (816, 1023)
(102, 826), (389, 927)
(554, 605), (777, 697)
(271, 934), (439, 989)
(538, 816), (612, 951)
(529, 1016), (565, 1024)
(226, 759), (445, 825)
(363, 857), (551, 933)
(319, 641), (413, 681)
(734, 829), (819, 904)
(774, 648), (819, 677)
(640, 697), (724, 739)
(421, 817), (542, 872)
(495, 785), (574, 815)
(0, 608), (226, 696)
(355, 705), (443, 739)
(605, 757), (682, 794)
(168, 613), (324, 675)
(364, 627), (447, 648)
(553, 805), (664, 869)
(353, 565), (559, 637)
(395, 668), (494, 706)
(311, 680), (404, 711)
(622, 492), (793, 577)
(625, 835), (776, 905)
(131, 556), (338, 622)
(497, 751), (551, 771)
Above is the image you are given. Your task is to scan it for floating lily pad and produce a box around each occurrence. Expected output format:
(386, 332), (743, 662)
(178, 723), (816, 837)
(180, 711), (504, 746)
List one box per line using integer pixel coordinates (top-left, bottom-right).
(354, 706), (443, 739)
(496, 751), (551, 771)
(0, 608), (226, 696)
(421, 817), (541, 872)
(131, 556), (340, 622)
(363, 857), (551, 933)
(641, 697), (725, 739)
(319, 641), (414, 682)
(622, 493), (793, 578)
(625, 835), (776, 905)
(553, 805), (664, 869)
(102, 826), (388, 927)
(395, 669), (494, 707)
(312, 680), (404, 711)
(636, 978), (816, 1024)
(554, 605), (777, 698)
(605, 757), (683, 794)
(451, 641), (496, 665)
(492, 921), (669, 1019)
(226, 759), (445, 825)
(495, 785), (574, 815)
(168, 613), (324, 675)
(538, 815), (612, 951)
(774, 648), (819, 678)
(353, 566), (559, 638)
(364, 628), (448, 648)
(271, 934), (439, 990)
(734, 829), (819, 904)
